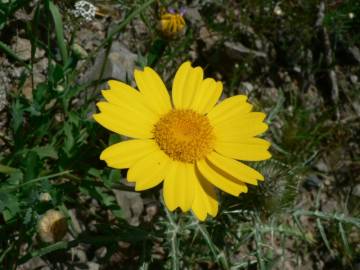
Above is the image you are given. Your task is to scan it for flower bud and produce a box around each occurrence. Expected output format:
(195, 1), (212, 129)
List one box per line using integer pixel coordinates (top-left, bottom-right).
(159, 11), (186, 38)
(37, 210), (67, 243)
(71, 43), (88, 59)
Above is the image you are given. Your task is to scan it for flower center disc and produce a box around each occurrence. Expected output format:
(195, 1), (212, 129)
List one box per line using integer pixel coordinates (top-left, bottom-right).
(153, 110), (215, 163)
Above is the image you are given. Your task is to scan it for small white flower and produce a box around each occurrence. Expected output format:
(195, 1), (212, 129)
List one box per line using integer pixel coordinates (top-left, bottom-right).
(348, 12), (355, 19)
(73, 1), (97, 22)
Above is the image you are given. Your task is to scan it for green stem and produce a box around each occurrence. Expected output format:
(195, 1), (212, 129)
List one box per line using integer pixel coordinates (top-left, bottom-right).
(0, 170), (72, 192)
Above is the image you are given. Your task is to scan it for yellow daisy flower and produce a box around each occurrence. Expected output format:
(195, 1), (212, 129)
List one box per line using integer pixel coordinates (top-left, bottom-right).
(93, 61), (271, 221)
(159, 11), (186, 37)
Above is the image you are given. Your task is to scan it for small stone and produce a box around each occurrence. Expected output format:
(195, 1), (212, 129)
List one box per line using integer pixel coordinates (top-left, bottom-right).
(185, 8), (203, 25)
(293, 66), (301, 73)
(95, 247), (107, 259)
(224, 41), (267, 60)
(199, 27), (219, 50)
(274, 5), (284, 16)
(87, 262), (100, 270)
(314, 159), (329, 173)
(350, 75), (358, 84)
(303, 175), (321, 190)
(113, 178), (144, 226)
(81, 42), (137, 89)
(255, 39), (263, 50)
(144, 203), (158, 222)
(240, 82), (254, 94)
(12, 38), (44, 61)
(0, 85), (6, 111)
(348, 46), (360, 63)
(353, 184), (360, 197)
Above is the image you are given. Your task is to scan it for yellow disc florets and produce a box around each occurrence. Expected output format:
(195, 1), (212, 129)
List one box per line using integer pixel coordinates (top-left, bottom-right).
(153, 110), (215, 163)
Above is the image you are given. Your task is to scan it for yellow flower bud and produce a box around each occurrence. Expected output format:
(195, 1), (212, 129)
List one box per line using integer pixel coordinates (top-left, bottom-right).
(160, 12), (186, 38)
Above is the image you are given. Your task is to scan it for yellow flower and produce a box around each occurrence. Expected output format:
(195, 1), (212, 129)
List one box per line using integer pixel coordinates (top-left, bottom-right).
(160, 12), (185, 37)
(93, 61), (271, 221)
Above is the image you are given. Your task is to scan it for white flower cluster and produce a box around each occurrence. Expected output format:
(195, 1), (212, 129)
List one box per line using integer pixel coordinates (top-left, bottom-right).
(73, 1), (97, 22)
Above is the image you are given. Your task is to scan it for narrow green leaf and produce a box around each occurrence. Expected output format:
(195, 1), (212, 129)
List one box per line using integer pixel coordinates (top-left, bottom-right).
(48, 1), (68, 63)
(0, 170), (72, 192)
(316, 218), (333, 256)
(0, 164), (17, 174)
(254, 223), (266, 270)
(197, 222), (230, 270)
(338, 222), (351, 256)
(0, 40), (30, 69)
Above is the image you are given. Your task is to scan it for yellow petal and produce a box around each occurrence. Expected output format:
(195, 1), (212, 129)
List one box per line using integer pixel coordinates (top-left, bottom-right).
(127, 149), (170, 191)
(134, 67), (172, 115)
(214, 138), (271, 161)
(206, 151), (264, 186)
(191, 172), (218, 221)
(207, 95), (252, 126)
(94, 102), (154, 138)
(163, 162), (195, 212)
(102, 80), (158, 121)
(100, 139), (158, 169)
(196, 159), (248, 196)
(214, 112), (268, 140)
(161, 19), (170, 31)
(189, 78), (223, 114)
(172, 61), (204, 109)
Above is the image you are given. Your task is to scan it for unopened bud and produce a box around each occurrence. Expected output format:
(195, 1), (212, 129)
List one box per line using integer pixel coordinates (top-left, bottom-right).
(71, 43), (88, 59)
(38, 210), (67, 243)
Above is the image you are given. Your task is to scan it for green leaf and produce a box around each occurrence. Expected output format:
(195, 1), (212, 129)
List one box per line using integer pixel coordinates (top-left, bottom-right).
(11, 99), (25, 134)
(48, 1), (68, 63)
(7, 170), (23, 185)
(316, 218), (333, 256)
(88, 168), (102, 178)
(338, 222), (352, 256)
(147, 39), (168, 67)
(0, 164), (17, 174)
(24, 151), (41, 181)
(0, 192), (20, 221)
(108, 134), (122, 145)
(23, 208), (33, 225)
(32, 145), (58, 159)
(33, 83), (48, 107)
(63, 122), (74, 155)
(104, 169), (121, 188)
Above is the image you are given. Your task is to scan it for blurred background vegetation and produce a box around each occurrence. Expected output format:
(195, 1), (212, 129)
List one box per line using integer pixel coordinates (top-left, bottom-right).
(0, 0), (359, 269)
